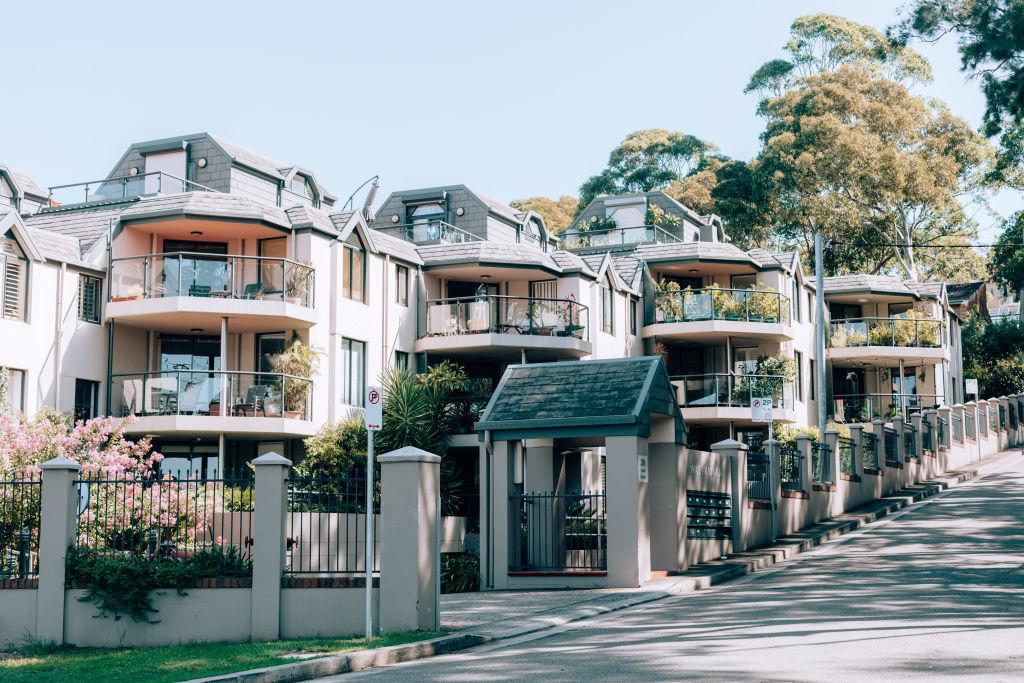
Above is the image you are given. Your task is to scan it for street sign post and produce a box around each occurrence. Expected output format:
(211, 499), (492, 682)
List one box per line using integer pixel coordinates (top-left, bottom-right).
(752, 397), (776, 542)
(364, 386), (382, 642)
(966, 379), (980, 463)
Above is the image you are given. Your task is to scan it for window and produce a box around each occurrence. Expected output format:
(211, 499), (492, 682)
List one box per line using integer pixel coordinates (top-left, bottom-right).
(78, 275), (101, 323)
(733, 348), (758, 375)
(888, 302), (913, 318)
(0, 174), (14, 208)
(341, 233), (366, 303)
(340, 338), (365, 406)
(830, 303), (862, 321)
(74, 379), (99, 422)
(731, 274), (756, 291)
(792, 281), (801, 322)
(630, 298), (638, 335)
(395, 264), (409, 306)
(809, 359), (816, 400)
(259, 237), (287, 294)
(795, 351), (804, 402)
(2, 367), (25, 412)
(601, 285), (614, 334)
(395, 351), (410, 371)
(256, 333), (286, 376)
(808, 292), (814, 322)
(289, 175), (313, 199)
(1, 231), (27, 321)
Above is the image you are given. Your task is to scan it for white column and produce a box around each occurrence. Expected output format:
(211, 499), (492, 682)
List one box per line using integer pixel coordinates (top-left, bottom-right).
(251, 452), (290, 641)
(37, 457), (81, 644)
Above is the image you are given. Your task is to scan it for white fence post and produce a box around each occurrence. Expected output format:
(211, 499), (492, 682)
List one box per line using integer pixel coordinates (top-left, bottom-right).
(251, 452), (290, 641)
(37, 456), (81, 645)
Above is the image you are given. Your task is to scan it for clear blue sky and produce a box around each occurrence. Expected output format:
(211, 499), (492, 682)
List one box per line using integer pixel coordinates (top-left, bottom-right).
(1, 0), (1017, 240)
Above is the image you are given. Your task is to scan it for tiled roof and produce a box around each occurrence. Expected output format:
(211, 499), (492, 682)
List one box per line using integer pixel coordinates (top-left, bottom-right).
(210, 135), (290, 182)
(369, 229), (423, 265)
(823, 275), (916, 296)
(416, 242), (560, 272)
(633, 241), (755, 264)
(477, 357), (685, 442)
(466, 187), (523, 223)
(549, 250), (596, 277)
(285, 205), (336, 232)
(24, 203), (129, 249)
(581, 254), (607, 274)
(905, 281), (944, 299)
(0, 163), (46, 197)
(945, 281), (985, 303)
(119, 192), (291, 228)
(610, 255), (643, 288)
(771, 252), (799, 271)
(23, 226), (88, 267)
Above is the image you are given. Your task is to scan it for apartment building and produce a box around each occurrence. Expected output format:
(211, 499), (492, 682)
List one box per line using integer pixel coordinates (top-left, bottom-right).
(0, 134), (968, 477)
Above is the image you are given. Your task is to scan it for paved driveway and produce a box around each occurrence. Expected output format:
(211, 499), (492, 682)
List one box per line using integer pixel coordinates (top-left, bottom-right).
(328, 455), (1024, 681)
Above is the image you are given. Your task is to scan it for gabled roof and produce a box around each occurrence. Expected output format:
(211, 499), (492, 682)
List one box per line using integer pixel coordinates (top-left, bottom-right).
(946, 281), (986, 304)
(476, 356), (685, 443)
(0, 163), (46, 198)
(24, 203), (128, 250)
(823, 275), (917, 297)
(549, 250), (596, 277)
(633, 241), (757, 266)
(467, 187), (524, 224)
(416, 242), (562, 274)
(24, 226), (93, 269)
(368, 229), (423, 265)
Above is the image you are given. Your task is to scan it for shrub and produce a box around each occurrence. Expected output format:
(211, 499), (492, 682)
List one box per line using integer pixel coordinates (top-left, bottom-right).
(441, 551), (480, 594)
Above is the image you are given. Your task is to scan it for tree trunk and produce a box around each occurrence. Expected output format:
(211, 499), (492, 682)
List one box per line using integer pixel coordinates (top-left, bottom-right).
(1018, 288), (1024, 322)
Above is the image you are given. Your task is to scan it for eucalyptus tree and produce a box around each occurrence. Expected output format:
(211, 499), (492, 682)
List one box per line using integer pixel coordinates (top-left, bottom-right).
(509, 195), (578, 235)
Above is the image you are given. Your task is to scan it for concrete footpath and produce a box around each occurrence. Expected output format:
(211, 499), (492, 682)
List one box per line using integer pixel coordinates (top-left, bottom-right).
(191, 448), (1020, 683)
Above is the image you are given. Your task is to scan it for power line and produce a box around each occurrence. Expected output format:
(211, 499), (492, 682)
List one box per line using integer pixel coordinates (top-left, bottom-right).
(829, 241), (1024, 248)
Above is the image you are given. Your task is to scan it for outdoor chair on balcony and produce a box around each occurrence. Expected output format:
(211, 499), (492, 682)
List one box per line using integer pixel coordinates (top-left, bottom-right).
(234, 385), (272, 417)
(498, 301), (528, 334)
(242, 283), (264, 300)
(189, 284), (212, 297)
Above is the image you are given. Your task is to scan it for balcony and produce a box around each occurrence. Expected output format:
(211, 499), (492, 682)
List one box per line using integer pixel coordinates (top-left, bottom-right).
(111, 370), (316, 438)
(373, 220), (482, 246)
(831, 393), (943, 423)
(671, 373), (798, 424)
(828, 317), (947, 366)
(560, 225), (681, 251)
(643, 288), (793, 342)
(107, 253), (316, 333)
(44, 172), (216, 210)
(415, 295), (591, 361)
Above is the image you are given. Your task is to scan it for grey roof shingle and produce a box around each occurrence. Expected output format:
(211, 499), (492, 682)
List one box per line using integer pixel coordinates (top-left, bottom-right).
(549, 250), (596, 277)
(610, 255), (643, 288)
(119, 192), (291, 228)
(633, 241), (755, 265)
(823, 275), (917, 296)
(23, 227), (89, 266)
(1, 163), (46, 198)
(945, 281), (985, 304)
(416, 242), (561, 272)
(905, 281), (944, 299)
(369, 229), (423, 265)
(24, 203), (129, 249)
(209, 135), (291, 182)
(466, 187), (524, 223)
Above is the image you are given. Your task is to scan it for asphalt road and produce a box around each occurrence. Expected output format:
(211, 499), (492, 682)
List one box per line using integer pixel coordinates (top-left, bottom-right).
(326, 455), (1024, 681)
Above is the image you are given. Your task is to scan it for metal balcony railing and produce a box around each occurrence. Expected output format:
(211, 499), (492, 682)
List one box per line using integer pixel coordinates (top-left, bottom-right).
(46, 171), (217, 208)
(423, 295), (588, 341)
(829, 316), (945, 349)
(110, 370), (313, 421)
(672, 373), (795, 410)
(831, 393), (943, 423)
(373, 220), (482, 246)
(560, 224), (682, 250)
(109, 253), (314, 307)
(652, 287), (792, 326)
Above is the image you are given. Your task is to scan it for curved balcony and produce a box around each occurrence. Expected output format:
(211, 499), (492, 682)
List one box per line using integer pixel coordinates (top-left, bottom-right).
(671, 373), (798, 424)
(111, 370), (317, 438)
(559, 224), (682, 251)
(828, 317), (947, 366)
(643, 288), (794, 342)
(415, 295), (590, 361)
(831, 393), (943, 423)
(373, 220), (482, 246)
(107, 253), (317, 333)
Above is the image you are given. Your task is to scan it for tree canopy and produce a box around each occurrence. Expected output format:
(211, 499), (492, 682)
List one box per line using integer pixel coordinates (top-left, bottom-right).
(754, 66), (992, 280)
(509, 195), (578, 235)
(991, 211), (1024, 312)
(577, 129), (715, 211)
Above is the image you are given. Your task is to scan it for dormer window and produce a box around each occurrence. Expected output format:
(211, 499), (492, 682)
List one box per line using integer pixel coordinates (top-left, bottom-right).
(290, 175), (314, 199)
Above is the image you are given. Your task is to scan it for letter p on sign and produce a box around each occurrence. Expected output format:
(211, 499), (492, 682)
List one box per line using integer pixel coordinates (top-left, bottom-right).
(366, 386), (382, 431)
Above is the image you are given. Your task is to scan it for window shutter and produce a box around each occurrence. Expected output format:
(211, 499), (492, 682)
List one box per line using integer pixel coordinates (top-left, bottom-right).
(2, 258), (24, 320)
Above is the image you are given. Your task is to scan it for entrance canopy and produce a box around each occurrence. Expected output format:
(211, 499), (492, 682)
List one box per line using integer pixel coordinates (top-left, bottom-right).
(476, 356), (686, 443)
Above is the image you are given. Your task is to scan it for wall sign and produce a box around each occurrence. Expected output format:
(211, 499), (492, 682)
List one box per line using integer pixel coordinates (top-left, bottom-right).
(638, 454), (649, 483)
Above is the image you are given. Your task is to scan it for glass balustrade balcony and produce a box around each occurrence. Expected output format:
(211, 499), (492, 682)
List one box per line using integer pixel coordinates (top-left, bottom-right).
(652, 288), (792, 326)
(111, 371), (312, 421)
(672, 373), (795, 411)
(831, 393), (943, 423)
(373, 220), (482, 246)
(423, 295), (588, 340)
(45, 171), (217, 208)
(110, 253), (314, 307)
(829, 317), (945, 349)
(560, 225), (682, 250)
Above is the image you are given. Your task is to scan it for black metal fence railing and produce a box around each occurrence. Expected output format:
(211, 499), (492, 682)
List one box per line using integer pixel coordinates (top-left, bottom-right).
(904, 424), (917, 459)
(922, 420), (933, 453)
(999, 405), (1006, 430)
(811, 442), (832, 483)
(74, 471), (254, 574)
(862, 432), (878, 470)
(884, 427), (899, 464)
(509, 491), (606, 572)
(989, 407), (998, 434)
(285, 476), (378, 575)
(952, 414), (963, 443)
(964, 411), (976, 441)
(838, 437), (855, 476)
(0, 473), (41, 579)
(937, 416), (948, 448)
(780, 447), (803, 492)
(746, 451), (771, 502)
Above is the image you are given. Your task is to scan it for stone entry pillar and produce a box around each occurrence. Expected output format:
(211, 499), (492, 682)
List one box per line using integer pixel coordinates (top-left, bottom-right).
(605, 435), (650, 587)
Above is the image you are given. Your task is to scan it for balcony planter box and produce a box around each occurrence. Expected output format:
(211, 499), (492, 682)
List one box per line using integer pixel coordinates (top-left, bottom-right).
(748, 314), (764, 323)
(111, 295), (144, 302)
(725, 313), (743, 321)
(764, 317), (778, 324)
(284, 410), (302, 420)
(284, 296), (301, 305)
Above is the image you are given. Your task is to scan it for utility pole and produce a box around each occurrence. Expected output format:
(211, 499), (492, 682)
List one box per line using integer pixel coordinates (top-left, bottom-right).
(815, 232), (827, 440)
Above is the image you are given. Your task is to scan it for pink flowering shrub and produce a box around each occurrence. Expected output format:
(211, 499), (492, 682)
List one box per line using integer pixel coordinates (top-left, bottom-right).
(1, 408), (223, 558)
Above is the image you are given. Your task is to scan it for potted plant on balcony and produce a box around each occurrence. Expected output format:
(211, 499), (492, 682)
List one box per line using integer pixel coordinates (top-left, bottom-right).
(271, 334), (324, 419)
(284, 260), (313, 305)
(112, 284), (145, 302)
(869, 321), (894, 346)
(749, 285), (780, 323)
(657, 281), (683, 322)
(721, 294), (746, 321)
(710, 287), (734, 319)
